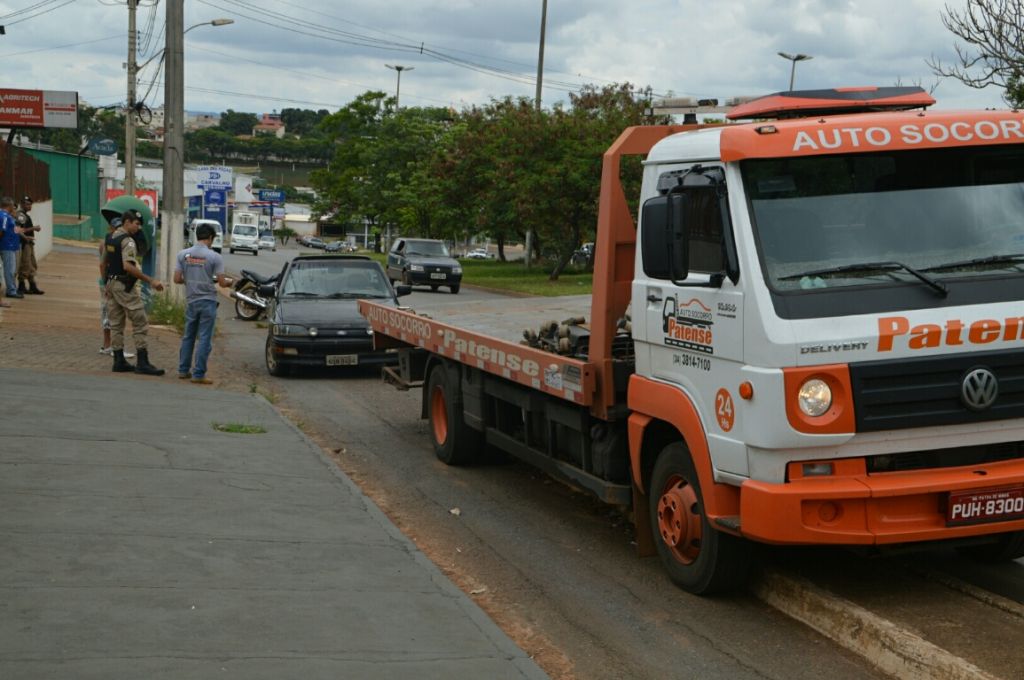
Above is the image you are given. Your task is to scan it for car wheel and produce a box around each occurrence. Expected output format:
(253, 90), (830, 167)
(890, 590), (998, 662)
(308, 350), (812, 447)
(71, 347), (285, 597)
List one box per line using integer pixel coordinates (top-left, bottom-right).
(430, 284), (439, 291)
(265, 337), (288, 377)
(229, 248), (235, 254)
(254, 249), (259, 256)
(426, 362), (480, 465)
(649, 442), (753, 594)
(450, 284), (460, 294)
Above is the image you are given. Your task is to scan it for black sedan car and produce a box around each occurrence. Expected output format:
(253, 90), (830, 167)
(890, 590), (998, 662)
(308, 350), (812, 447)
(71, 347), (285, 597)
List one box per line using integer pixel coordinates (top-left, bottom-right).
(385, 237), (462, 294)
(263, 255), (410, 376)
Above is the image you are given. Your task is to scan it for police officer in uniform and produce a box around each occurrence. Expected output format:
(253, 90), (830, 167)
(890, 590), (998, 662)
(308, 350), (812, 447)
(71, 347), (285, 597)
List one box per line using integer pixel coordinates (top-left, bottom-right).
(103, 208), (165, 375)
(16, 196), (44, 295)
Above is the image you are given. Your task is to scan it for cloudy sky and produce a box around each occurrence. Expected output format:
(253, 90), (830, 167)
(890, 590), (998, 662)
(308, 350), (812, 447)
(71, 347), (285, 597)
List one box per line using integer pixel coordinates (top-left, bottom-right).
(0, 0), (1010, 117)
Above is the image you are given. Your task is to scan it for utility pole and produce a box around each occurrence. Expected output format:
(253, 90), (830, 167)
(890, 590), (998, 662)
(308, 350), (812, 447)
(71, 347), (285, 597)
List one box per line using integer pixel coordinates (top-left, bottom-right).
(161, 0), (184, 295)
(525, 0), (547, 269)
(125, 0), (138, 194)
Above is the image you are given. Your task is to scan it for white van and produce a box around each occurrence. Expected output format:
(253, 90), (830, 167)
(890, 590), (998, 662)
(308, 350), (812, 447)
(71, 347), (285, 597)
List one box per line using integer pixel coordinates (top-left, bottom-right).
(188, 218), (225, 253)
(230, 211), (260, 256)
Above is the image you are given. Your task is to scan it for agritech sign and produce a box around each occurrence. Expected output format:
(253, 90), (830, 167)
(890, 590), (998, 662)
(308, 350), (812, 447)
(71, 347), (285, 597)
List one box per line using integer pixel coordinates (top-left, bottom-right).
(0, 88), (78, 128)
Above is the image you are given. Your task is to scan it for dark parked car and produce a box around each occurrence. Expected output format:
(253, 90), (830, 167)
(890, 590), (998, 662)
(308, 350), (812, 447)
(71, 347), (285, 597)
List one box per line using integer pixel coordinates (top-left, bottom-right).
(263, 255), (411, 376)
(325, 240), (357, 253)
(385, 237), (463, 294)
(306, 237), (326, 249)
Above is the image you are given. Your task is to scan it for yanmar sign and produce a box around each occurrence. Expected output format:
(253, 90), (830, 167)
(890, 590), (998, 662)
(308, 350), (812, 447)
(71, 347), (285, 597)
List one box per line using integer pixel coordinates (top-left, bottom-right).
(0, 88), (78, 128)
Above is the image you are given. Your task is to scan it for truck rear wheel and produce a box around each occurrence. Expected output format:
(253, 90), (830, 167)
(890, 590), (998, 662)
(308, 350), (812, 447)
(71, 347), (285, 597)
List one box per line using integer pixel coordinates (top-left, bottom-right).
(649, 443), (752, 594)
(427, 363), (480, 465)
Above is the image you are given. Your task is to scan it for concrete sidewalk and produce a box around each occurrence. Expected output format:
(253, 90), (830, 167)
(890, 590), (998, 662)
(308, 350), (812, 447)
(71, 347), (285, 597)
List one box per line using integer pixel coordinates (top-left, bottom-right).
(0, 248), (547, 679)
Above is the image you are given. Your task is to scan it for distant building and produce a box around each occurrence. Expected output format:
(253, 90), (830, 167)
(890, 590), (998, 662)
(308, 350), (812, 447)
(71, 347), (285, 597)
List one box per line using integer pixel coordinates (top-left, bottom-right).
(185, 112), (221, 131)
(253, 112), (286, 138)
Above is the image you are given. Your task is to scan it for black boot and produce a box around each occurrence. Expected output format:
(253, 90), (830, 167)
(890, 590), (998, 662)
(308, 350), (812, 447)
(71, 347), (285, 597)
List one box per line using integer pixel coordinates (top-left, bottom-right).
(17, 280), (27, 295)
(27, 279), (44, 294)
(112, 349), (135, 372)
(134, 348), (165, 376)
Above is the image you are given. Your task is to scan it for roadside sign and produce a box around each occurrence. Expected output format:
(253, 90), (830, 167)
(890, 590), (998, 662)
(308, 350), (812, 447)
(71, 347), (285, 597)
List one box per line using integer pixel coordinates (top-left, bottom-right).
(87, 137), (118, 156)
(0, 88), (78, 128)
(195, 165), (233, 190)
(257, 189), (285, 202)
(105, 188), (158, 219)
(203, 189), (227, 229)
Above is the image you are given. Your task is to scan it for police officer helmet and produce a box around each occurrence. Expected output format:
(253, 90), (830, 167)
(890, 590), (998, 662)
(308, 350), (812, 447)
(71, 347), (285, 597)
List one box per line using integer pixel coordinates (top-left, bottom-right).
(122, 208), (144, 223)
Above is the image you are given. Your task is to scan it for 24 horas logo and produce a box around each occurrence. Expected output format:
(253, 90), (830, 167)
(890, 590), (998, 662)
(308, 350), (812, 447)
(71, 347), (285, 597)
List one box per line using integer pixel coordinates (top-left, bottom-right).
(662, 296), (714, 354)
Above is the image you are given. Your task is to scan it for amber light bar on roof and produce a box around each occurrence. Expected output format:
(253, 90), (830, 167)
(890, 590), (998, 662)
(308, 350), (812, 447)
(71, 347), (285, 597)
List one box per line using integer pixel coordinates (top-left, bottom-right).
(726, 86), (936, 120)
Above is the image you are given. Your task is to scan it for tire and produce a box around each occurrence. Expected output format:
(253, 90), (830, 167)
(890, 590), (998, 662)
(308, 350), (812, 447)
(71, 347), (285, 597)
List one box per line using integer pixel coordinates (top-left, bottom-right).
(402, 270), (411, 286)
(956, 531), (1024, 563)
(230, 248), (235, 254)
(426, 363), (481, 465)
(254, 249), (259, 256)
(234, 284), (263, 321)
(265, 337), (288, 377)
(649, 442), (752, 594)
(450, 284), (460, 294)
(430, 284), (439, 291)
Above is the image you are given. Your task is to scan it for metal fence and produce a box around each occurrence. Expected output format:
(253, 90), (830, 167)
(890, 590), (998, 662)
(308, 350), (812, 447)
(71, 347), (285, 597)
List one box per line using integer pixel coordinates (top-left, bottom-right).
(0, 142), (52, 202)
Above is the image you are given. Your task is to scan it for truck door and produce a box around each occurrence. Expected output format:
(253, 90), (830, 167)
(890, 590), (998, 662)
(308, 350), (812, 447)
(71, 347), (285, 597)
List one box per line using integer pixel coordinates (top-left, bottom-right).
(635, 166), (747, 475)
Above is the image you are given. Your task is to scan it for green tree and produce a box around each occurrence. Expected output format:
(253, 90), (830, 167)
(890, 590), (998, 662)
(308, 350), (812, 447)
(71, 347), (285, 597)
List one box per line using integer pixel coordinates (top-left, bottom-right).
(218, 109), (259, 136)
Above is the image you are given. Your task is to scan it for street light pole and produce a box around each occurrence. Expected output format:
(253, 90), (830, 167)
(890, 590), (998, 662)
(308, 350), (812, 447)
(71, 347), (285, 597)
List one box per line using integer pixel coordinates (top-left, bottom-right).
(160, 9), (234, 294)
(385, 64), (413, 109)
(526, 0), (548, 270)
(125, 0), (138, 194)
(777, 52), (812, 91)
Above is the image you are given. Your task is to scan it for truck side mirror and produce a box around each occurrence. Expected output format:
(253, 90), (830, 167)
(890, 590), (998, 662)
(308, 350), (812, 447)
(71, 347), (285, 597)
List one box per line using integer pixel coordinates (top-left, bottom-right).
(641, 194), (689, 281)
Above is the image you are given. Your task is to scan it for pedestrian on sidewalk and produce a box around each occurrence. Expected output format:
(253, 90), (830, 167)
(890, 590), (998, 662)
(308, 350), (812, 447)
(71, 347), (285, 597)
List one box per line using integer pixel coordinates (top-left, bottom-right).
(98, 216), (134, 359)
(174, 223), (232, 384)
(0, 196), (24, 303)
(103, 208), (165, 375)
(16, 196), (43, 295)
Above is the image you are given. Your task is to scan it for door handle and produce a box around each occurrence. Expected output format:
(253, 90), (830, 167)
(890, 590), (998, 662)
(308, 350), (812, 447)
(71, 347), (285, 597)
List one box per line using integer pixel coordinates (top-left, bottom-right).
(647, 293), (663, 303)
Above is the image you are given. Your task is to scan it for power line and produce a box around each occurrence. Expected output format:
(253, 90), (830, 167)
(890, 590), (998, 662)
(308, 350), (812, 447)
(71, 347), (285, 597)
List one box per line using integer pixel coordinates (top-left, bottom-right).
(0, 32), (120, 58)
(4, 0), (78, 26)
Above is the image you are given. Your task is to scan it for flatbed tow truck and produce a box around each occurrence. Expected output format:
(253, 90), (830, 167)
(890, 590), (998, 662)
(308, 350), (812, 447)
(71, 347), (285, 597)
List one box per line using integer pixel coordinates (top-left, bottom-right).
(360, 87), (1024, 593)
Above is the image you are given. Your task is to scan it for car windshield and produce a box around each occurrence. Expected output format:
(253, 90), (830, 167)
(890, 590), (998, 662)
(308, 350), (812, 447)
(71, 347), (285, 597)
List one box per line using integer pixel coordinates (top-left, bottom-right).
(405, 240), (450, 257)
(743, 144), (1024, 292)
(281, 261), (392, 298)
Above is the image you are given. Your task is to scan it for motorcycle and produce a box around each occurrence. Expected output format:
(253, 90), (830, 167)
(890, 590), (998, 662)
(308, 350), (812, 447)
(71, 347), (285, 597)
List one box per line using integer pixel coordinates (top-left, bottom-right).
(231, 269), (278, 321)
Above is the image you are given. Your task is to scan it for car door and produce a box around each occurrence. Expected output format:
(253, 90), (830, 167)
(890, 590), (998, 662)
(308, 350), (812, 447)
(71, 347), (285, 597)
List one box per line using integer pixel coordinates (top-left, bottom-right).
(387, 239), (406, 280)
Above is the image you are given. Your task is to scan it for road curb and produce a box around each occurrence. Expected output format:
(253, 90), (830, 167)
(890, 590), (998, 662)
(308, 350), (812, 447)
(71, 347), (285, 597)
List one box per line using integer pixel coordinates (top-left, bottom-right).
(752, 569), (1001, 680)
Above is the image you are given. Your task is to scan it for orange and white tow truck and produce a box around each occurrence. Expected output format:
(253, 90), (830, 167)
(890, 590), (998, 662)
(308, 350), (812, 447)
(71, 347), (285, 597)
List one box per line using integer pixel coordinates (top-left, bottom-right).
(360, 87), (1024, 593)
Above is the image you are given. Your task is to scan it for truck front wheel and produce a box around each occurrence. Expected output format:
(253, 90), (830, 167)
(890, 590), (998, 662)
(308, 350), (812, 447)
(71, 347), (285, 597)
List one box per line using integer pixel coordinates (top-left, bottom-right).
(427, 363), (481, 465)
(649, 443), (752, 594)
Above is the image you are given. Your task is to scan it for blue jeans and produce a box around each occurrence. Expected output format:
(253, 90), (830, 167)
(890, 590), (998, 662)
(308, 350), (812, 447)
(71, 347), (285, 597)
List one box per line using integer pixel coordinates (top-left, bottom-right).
(178, 298), (218, 378)
(1, 249), (18, 295)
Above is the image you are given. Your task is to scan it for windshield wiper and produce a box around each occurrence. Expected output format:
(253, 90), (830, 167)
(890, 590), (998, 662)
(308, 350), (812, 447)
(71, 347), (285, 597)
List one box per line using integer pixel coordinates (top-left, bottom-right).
(284, 291), (319, 297)
(921, 253), (1024, 273)
(780, 261), (948, 297)
(323, 292), (361, 299)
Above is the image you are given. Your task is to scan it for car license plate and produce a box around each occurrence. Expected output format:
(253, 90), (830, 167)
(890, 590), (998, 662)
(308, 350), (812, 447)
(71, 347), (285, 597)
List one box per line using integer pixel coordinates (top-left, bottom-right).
(430, 272), (447, 280)
(326, 354), (358, 366)
(947, 485), (1024, 526)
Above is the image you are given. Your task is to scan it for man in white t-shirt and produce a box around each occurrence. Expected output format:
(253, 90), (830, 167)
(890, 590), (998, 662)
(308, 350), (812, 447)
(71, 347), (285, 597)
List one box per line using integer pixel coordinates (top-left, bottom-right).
(173, 223), (232, 384)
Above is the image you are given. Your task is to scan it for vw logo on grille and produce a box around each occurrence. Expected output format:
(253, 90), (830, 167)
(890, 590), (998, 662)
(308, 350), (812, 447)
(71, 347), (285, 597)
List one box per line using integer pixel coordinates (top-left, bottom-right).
(961, 368), (999, 411)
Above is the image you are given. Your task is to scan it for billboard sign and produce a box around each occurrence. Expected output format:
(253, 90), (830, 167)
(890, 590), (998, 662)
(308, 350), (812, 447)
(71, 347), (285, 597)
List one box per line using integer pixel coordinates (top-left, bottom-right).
(195, 165), (233, 190)
(0, 88), (78, 128)
(105, 188), (159, 219)
(257, 188), (286, 203)
(203, 189), (227, 229)
(87, 137), (118, 156)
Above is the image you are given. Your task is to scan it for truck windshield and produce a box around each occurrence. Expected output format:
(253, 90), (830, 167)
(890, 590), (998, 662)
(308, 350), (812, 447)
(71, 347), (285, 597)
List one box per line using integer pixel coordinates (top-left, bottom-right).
(742, 144), (1024, 291)
(234, 225), (258, 237)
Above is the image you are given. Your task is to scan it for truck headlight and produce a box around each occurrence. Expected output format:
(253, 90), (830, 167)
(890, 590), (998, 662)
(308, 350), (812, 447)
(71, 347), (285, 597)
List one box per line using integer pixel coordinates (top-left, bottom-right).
(798, 379), (832, 417)
(409, 264), (425, 272)
(272, 324), (307, 336)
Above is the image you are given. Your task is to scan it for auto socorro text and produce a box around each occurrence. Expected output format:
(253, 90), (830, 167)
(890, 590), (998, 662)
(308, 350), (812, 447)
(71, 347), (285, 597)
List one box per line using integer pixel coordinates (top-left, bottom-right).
(792, 118), (1024, 152)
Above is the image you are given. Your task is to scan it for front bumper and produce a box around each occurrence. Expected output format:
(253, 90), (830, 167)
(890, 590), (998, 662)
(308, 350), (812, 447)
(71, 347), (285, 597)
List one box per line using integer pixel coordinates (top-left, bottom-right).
(739, 457), (1024, 545)
(405, 270), (462, 286)
(268, 336), (398, 367)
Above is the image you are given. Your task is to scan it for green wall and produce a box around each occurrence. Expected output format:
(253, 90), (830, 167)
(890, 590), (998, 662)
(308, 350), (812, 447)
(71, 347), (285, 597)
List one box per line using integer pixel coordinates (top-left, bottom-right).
(25, 148), (103, 239)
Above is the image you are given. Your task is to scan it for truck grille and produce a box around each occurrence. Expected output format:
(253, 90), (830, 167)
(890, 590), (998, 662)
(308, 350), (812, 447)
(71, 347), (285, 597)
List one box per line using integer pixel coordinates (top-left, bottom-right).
(849, 349), (1024, 432)
(866, 441), (1024, 473)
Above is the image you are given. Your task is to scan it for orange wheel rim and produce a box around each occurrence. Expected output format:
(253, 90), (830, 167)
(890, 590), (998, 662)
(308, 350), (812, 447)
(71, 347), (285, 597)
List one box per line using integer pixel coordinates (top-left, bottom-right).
(657, 474), (702, 565)
(430, 385), (448, 445)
